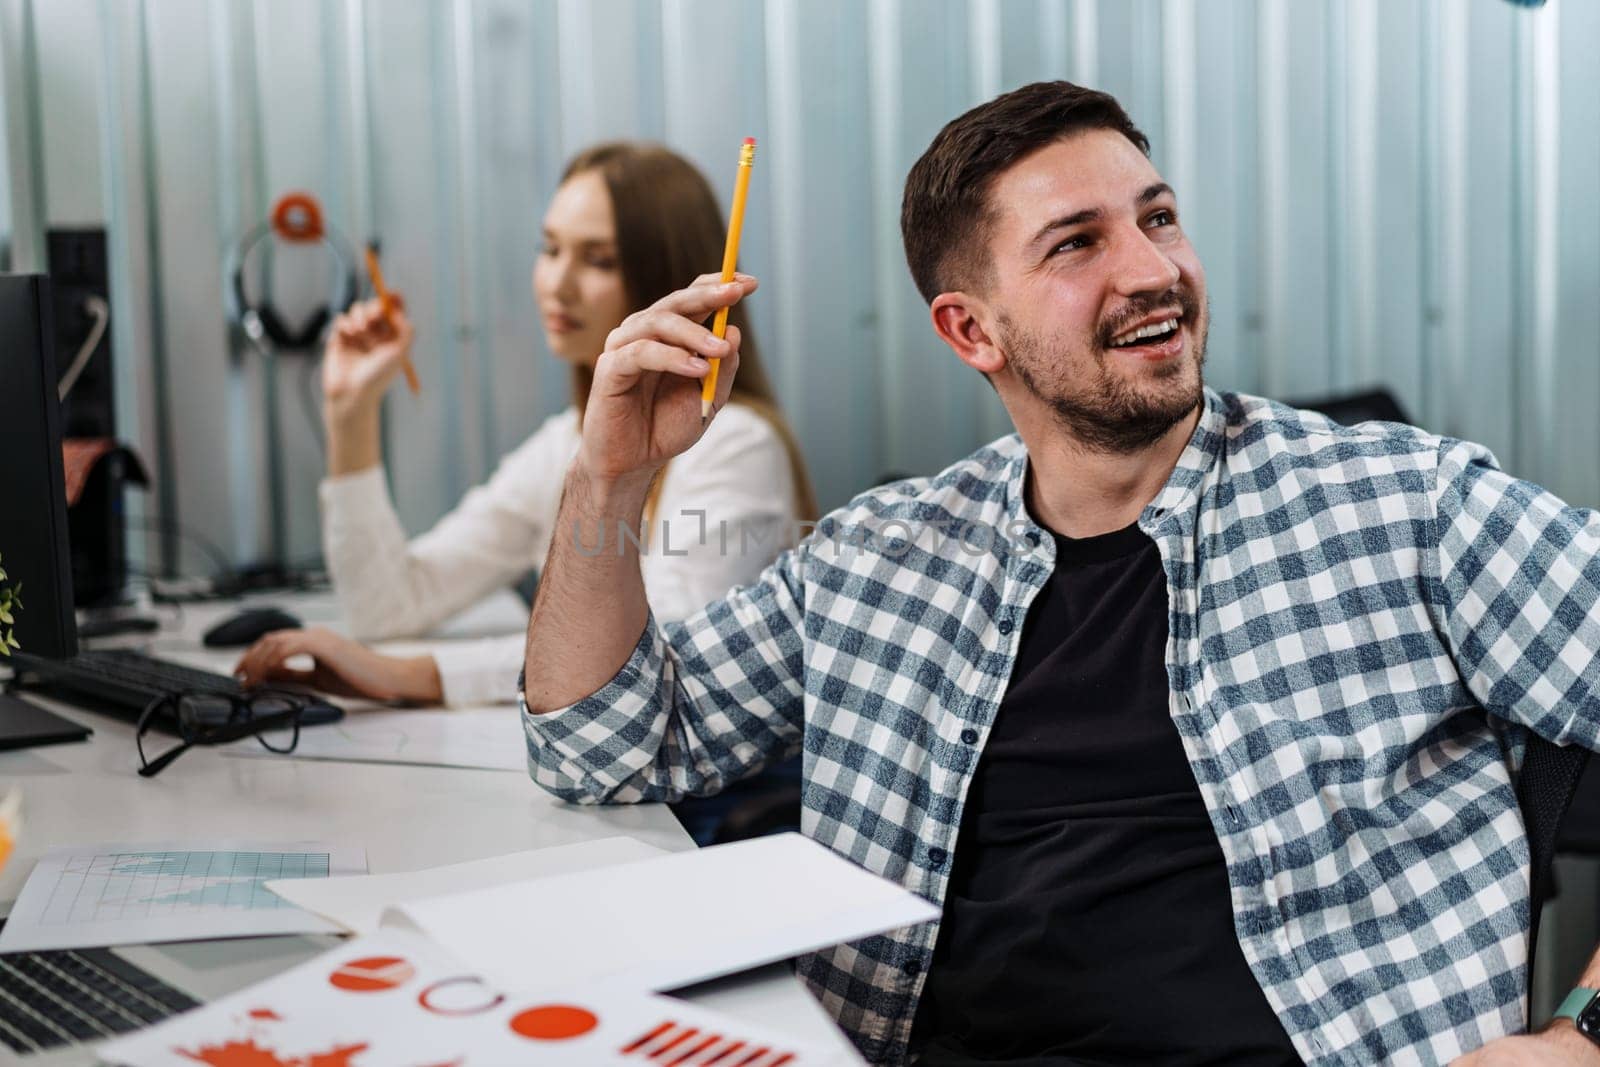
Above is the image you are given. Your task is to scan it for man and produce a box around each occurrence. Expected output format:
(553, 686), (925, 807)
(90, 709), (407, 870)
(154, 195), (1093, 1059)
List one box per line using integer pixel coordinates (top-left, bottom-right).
(519, 81), (1600, 1065)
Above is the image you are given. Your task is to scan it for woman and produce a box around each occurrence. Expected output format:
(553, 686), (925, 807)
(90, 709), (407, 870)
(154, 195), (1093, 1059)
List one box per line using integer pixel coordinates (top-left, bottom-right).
(235, 143), (816, 706)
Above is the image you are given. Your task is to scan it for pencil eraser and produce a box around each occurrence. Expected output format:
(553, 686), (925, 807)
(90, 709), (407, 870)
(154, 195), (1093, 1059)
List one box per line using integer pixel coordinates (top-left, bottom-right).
(744, 137), (756, 146)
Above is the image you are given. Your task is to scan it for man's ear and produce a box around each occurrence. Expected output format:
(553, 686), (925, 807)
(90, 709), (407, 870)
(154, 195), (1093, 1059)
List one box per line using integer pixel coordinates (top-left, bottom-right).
(930, 292), (1005, 376)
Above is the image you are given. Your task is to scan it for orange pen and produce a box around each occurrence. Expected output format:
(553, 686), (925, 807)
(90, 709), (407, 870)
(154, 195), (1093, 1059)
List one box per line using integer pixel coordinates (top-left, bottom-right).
(364, 244), (421, 395)
(702, 138), (756, 424)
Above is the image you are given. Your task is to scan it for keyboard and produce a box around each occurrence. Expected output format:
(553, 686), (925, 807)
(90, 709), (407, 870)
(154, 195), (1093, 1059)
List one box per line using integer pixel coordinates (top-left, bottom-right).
(0, 942), (198, 1054)
(10, 648), (342, 733)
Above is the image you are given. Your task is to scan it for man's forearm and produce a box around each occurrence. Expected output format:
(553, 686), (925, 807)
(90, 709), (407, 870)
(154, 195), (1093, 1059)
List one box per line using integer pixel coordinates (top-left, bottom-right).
(1544, 943), (1600, 1051)
(522, 463), (655, 713)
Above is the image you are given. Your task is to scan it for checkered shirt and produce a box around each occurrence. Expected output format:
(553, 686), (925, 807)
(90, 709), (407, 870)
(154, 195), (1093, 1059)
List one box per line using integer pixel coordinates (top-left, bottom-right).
(522, 388), (1600, 1065)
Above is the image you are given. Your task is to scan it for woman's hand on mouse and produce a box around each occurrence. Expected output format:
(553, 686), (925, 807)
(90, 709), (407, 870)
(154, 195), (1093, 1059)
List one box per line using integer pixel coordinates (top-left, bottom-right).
(233, 627), (443, 704)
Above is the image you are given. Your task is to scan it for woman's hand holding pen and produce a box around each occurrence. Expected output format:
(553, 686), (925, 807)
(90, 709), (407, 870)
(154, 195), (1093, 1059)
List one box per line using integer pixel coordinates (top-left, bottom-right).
(577, 272), (753, 492)
(322, 296), (415, 475)
(324, 296), (415, 417)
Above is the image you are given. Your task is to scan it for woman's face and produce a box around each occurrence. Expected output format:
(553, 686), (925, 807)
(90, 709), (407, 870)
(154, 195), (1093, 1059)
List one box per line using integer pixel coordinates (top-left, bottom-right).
(532, 169), (631, 365)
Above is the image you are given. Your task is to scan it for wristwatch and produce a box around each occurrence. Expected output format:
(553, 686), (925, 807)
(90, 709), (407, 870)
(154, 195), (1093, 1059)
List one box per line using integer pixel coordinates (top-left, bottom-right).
(1555, 987), (1600, 1045)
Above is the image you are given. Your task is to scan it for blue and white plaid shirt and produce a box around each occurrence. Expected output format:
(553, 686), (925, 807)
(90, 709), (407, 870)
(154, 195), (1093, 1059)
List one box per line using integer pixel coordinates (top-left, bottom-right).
(522, 389), (1600, 1065)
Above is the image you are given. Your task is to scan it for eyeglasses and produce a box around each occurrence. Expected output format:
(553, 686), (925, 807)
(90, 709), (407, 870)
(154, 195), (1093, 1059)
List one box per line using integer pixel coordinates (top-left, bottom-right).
(136, 689), (306, 778)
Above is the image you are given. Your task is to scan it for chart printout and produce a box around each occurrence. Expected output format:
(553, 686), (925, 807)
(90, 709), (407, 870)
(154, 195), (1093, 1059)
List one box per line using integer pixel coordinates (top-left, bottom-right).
(0, 840), (365, 952)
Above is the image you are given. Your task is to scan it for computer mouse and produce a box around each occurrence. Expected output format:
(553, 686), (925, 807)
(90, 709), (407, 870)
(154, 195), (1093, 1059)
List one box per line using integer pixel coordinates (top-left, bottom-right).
(202, 606), (303, 648)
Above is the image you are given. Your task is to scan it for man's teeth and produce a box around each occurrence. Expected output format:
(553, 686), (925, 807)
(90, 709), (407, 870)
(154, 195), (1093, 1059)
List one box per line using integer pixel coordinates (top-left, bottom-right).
(1110, 318), (1179, 348)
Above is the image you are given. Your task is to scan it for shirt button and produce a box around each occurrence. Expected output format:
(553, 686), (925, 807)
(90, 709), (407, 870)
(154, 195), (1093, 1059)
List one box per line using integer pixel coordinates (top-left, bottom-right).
(901, 958), (922, 977)
(927, 847), (947, 868)
(960, 728), (979, 745)
(997, 617), (1014, 635)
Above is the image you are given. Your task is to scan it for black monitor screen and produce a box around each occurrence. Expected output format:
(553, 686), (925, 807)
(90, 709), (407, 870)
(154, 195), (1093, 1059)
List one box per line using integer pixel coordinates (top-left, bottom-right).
(0, 273), (78, 659)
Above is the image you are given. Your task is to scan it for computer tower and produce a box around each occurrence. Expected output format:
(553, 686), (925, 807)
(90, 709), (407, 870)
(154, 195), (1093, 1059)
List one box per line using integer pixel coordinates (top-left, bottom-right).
(48, 229), (115, 438)
(48, 228), (133, 607)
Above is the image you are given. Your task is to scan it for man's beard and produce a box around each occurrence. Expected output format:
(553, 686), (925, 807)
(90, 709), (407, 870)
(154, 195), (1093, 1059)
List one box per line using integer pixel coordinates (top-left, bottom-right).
(1001, 292), (1208, 454)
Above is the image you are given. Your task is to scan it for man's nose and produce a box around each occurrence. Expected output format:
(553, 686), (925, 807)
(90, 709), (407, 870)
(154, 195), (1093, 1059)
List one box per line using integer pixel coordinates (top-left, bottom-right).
(1111, 228), (1181, 298)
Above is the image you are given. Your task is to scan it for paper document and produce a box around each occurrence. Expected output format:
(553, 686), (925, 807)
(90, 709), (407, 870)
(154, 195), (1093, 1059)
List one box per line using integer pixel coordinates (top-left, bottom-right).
(0, 840), (365, 953)
(99, 927), (854, 1066)
(384, 833), (939, 996)
(267, 837), (667, 934)
(222, 705), (527, 772)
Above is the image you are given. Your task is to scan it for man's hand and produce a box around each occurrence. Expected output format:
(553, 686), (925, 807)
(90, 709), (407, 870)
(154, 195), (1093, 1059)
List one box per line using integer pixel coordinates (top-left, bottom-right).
(520, 273), (753, 714)
(234, 627), (443, 704)
(577, 273), (754, 488)
(1452, 1023), (1600, 1065)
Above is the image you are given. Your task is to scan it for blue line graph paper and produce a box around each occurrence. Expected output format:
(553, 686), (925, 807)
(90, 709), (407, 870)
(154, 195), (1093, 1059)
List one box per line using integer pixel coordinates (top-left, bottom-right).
(39, 850), (331, 925)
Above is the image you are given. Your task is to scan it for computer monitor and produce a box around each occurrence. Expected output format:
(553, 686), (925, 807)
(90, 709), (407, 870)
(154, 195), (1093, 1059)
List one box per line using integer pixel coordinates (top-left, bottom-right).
(0, 273), (93, 748)
(0, 273), (78, 661)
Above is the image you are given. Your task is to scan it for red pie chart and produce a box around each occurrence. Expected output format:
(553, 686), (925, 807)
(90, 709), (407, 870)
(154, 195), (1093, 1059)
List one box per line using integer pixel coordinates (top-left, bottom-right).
(328, 956), (416, 992)
(508, 1005), (599, 1041)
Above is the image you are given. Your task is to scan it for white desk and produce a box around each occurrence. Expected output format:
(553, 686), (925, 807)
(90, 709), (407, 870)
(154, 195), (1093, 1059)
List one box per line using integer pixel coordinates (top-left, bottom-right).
(0, 593), (856, 1058)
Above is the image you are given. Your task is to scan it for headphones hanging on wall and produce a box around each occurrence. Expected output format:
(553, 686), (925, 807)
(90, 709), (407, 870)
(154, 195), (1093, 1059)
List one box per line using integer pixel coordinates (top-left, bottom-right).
(224, 192), (358, 351)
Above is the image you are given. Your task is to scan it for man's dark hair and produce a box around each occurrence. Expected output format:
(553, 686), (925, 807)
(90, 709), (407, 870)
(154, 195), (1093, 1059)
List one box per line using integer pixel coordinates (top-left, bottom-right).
(900, 81), (1150, 304)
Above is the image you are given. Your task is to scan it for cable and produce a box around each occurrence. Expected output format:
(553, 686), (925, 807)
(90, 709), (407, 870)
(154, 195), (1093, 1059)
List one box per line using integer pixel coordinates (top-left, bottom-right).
(57, 295), (110, 402)
(127, 516), (236, 583)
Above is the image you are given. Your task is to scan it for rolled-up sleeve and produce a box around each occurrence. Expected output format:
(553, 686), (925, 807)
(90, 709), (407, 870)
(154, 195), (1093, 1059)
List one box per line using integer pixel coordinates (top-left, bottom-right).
(522, 546), (808, 805)
(1431, 438), (1600, 749)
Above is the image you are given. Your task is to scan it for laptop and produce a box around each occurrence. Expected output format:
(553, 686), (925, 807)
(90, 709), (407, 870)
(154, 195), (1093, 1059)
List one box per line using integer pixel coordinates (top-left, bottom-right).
(0, 923), (336, 1065)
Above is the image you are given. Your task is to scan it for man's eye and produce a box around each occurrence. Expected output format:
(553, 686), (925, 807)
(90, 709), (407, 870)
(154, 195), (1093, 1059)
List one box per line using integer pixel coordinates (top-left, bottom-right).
(1051, 236), (1090, 255)
(540, 244), (558, 257)
(1148, 209), (1176, 227)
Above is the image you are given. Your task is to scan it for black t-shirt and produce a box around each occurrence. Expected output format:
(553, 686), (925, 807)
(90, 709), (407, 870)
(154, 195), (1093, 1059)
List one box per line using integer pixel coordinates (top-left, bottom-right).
(909, 523), (1300, 1066)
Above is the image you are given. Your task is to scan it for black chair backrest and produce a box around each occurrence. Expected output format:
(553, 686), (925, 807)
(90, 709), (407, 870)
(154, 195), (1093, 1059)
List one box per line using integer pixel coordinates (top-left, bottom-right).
(1517, 736), (1590, 962)
(1288, 387), (1412, 427)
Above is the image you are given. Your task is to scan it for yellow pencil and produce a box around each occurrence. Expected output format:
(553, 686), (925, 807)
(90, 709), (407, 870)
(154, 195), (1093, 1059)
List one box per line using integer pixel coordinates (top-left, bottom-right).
(702, 138), (756, 423)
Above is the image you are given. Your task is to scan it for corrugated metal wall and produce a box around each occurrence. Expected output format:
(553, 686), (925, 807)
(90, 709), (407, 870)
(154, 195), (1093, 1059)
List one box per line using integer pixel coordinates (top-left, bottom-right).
(1, 0), (1596, 579)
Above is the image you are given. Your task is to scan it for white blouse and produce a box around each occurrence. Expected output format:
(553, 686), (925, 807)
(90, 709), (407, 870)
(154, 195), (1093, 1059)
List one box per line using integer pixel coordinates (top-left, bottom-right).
(320, 403), (799, 706)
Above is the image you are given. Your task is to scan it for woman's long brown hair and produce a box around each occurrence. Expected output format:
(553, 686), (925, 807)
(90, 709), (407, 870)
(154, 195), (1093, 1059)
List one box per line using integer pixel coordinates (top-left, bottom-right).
(561, 142), (818, 526)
